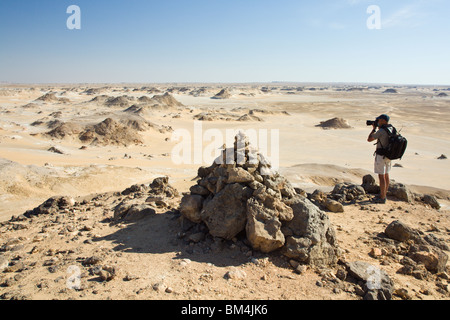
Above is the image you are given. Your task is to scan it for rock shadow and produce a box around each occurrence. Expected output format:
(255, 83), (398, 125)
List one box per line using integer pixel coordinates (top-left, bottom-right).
(93, 211), (268, 268)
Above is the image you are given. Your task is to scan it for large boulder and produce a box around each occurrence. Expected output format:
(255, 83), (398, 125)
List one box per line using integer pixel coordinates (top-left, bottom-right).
(179, 194), (204, 224)
(246, 198), (285, 253)
(149, 176), (179, 198)
(388, 182), (413, 202)
(408, 245), (448, 273)
(384, 220), (423, 243)
(324, 199), (344, 213)
(422, 194), (441, 210)
(282, 196), (339, 266)
(113, 203), (155, 222)
(200, 183), (253, 239)
(345, 261), (394, 300)
(361, 174), (380, 194)
(227, 167), (255, 184)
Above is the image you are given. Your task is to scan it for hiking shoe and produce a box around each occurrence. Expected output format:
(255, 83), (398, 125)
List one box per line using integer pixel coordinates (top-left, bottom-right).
(373, 197), (387, 204)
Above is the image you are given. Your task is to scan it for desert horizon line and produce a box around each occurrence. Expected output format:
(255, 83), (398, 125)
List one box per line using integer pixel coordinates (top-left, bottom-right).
(1, 81), (449, 87)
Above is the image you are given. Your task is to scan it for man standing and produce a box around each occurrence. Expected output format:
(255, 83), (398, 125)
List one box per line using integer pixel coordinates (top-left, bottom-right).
(367, 114), (391, 204)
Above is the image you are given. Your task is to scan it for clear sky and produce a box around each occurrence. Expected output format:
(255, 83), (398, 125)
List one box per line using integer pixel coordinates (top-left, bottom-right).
(1, 0), (449, 85)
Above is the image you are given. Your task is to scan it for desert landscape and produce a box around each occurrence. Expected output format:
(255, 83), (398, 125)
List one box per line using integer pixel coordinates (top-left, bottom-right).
(0, 83), (449, 300)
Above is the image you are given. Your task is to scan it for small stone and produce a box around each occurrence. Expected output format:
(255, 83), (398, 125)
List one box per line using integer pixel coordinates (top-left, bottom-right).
(179, 259), (191, 267)
(437, 272), (450, 280)
(354, 285), (366, 297)
(325, 199), (344, 213)
(123, 274), (139, 281)
(0, 256), (9, 272)
(188, 232), (205, 243)
(225, 268), (247, 280)
(4, 261), (25, 273)
(165, 287), (173, 293)
(394, 288), (412, 300)
(335, 268), (347, 281)
(295, 265), (307, 275)
(152, 282), (167, 292)
(99, 270), (114, 282)
(80, 225), (93, 231)
(369, 248), (383, 258)
(43, 258), (58, 266)
(83, 256), (102, 266)
(289, 260), (300, 269)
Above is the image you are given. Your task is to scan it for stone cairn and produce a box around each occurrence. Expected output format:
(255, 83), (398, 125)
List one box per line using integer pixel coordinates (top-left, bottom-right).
(179, 132), (340, 266)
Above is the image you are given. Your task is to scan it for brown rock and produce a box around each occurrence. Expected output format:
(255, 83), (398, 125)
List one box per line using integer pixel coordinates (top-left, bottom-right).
(226, 167), (255, 184)
(246, 198), (285, 253)
(179, 195), (204, 224)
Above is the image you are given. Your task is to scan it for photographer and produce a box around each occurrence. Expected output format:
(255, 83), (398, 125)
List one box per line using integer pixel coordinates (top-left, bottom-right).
(367, 114), (391, 204)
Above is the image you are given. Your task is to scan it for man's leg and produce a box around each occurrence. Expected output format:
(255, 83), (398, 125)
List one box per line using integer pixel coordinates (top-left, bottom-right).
(384, 173), (390, 198)
(378, 174), (386, 199)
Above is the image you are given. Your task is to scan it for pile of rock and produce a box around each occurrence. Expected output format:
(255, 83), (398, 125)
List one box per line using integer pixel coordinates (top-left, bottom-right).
(361, 174), (441, 209)
(305, 174), (443, 213)
(179, 133), (340, 266)
(24, 196), (76, 217)
(384, 220), (449, 280)
(114, 176), (179, 222)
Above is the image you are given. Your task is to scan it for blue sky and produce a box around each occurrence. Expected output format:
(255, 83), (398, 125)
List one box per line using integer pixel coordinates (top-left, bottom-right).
(0, 0), (449, 84)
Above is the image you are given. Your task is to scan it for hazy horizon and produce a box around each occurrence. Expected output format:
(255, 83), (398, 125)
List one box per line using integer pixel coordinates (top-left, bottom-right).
(1, 81), (449, 87)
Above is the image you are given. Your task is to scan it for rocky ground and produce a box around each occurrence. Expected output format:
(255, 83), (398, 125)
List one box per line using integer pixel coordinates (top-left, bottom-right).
(0, 174), (449, 300)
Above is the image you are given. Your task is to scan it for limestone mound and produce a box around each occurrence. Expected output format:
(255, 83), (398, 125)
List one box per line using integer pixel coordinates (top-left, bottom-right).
(383, 89), (398, 94)
(45, 122), (84, 140)
(104, 95), (134, 108)
(150, 92), (184, 107)
(316, 117), (352, 129)
(79, 118), (144, 146)
(211, 88), (231, 99)
(35, 93), (69, 104)
(123, 93), (184, 115)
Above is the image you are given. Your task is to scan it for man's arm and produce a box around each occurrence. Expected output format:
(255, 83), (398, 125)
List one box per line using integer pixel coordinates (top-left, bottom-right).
(368, 126), (378, 142)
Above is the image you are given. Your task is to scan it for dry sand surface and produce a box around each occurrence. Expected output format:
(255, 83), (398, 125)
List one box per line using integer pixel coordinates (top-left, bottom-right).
(0, 83), (449, 300)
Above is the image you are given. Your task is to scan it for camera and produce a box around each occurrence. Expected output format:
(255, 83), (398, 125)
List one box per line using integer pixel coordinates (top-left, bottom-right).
(366, 120), (379, 127)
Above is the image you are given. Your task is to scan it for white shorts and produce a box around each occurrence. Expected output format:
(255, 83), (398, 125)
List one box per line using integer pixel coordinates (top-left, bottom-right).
(374, 154), (392, 175)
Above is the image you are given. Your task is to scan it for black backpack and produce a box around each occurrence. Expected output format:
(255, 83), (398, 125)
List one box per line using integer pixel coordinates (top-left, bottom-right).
(377, 125), (408, 160)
